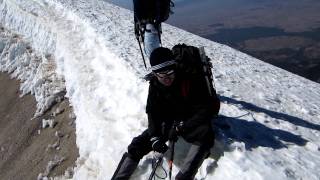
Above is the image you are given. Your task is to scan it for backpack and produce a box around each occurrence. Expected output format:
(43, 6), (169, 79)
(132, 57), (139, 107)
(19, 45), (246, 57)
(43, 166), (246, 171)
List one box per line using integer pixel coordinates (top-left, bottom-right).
(172, 44), (217, 97)
(133, 0), (173, 24)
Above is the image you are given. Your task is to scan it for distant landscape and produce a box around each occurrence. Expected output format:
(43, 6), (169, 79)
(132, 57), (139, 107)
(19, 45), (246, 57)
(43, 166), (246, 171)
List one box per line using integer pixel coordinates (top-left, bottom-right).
(105, 0), (320, 83)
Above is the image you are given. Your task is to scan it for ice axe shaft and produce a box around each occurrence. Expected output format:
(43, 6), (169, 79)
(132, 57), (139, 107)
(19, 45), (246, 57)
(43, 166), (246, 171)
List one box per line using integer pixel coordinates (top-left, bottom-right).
(168, 140), (175, 180)
(135, 21), (147, 69)
(137, 37), (147, 69)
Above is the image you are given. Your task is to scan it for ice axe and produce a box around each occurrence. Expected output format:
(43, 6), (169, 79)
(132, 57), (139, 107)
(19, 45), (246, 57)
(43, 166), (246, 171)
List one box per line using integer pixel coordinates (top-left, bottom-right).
(134, 21), (147, 69)
(168, 140), (175, 180)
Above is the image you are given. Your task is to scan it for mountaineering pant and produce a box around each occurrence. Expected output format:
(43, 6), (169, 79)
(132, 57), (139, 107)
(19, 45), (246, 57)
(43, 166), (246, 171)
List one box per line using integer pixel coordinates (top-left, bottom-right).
(175, 145), (211, 180)
(111, 123), (214, 179)
(144, 23), (161, 58)
(111, 152), (139, 180)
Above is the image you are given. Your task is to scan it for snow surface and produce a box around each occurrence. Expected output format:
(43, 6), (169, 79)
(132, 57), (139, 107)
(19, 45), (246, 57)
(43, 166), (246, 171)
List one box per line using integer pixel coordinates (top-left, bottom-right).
(1, 0), (320, 179)
(0, 27), (65, 117)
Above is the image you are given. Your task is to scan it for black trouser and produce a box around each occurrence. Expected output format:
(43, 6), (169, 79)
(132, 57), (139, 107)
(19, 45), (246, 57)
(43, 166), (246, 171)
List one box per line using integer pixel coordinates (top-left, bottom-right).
(112, 123), (214, 180)
(128, 123), (214, 161)
(127, 130), (153, 161)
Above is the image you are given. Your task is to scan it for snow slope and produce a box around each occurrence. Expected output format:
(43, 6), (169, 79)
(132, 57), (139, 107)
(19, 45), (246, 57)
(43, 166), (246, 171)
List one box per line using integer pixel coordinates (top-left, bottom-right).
(1, 0), (320, 179)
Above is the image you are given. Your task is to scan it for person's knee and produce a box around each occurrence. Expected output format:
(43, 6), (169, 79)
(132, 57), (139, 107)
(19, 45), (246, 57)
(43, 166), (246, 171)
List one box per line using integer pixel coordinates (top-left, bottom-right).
(127, 135), (152, 161)
(127, 147), (145, 162)
(203, 128), (215, 147)
(184, 124), (215, 147)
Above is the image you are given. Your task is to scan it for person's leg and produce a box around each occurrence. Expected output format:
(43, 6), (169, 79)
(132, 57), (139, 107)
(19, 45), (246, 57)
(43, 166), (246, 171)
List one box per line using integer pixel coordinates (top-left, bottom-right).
(176, 123), (215, 179)
(112, 130), (152, 180)
(133, 0), (172, 59)
(144, 23), (161, 58)
(111, 152), (139, 180)
(175, 145), (211, 180)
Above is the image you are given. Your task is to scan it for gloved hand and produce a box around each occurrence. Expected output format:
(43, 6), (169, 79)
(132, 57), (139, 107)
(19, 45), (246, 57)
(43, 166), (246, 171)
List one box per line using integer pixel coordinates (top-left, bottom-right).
(151, 137), (168, 153)
(175, 121), (185, 135)
(168, 121), (185, 142)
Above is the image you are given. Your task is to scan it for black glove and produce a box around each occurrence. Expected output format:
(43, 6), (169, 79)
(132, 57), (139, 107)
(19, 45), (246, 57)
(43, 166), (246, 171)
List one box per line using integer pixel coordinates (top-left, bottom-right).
(151, 137), (168, 153)
(169, 121), (185, 142)
(175, 121), (185, 135)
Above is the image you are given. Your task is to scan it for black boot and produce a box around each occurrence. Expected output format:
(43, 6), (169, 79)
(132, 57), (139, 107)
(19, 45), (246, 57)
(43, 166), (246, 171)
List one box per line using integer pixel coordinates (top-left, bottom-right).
(175, 145), (210, 180)
(111, 152), (139, 180)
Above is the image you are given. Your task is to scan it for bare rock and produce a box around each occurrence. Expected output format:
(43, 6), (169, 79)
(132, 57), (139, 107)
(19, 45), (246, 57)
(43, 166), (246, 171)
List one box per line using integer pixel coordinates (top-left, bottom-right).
(55, 131), (64, 138)
(42, 119), (56, 129)
(68, 112), (76, 120)
(52, 107), (64, 117)
(46, 139), (60, 151)
(38, 155), (66, 179)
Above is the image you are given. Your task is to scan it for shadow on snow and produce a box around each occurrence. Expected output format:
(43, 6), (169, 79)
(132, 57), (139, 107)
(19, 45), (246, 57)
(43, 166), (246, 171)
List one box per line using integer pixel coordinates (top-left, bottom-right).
(204, 95), (311, 176)
(135, 96), (312, 178)
(219, 95), (320, 132)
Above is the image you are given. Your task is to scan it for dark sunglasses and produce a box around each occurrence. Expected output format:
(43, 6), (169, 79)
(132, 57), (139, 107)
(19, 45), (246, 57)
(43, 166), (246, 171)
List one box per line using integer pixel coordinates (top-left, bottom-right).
(154, 69), (175, 78)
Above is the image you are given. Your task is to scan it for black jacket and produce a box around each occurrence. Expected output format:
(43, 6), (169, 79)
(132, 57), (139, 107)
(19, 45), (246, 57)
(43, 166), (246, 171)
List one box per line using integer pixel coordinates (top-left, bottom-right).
(146, 72), (220, 139)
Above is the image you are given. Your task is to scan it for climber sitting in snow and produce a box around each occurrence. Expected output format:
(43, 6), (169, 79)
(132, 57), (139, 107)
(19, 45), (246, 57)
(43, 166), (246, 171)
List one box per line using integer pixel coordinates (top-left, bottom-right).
(111, 46), (220, 179)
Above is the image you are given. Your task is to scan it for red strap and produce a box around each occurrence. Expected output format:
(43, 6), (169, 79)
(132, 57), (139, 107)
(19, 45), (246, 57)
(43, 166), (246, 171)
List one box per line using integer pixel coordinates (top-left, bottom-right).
(181, 80), (191, 97)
